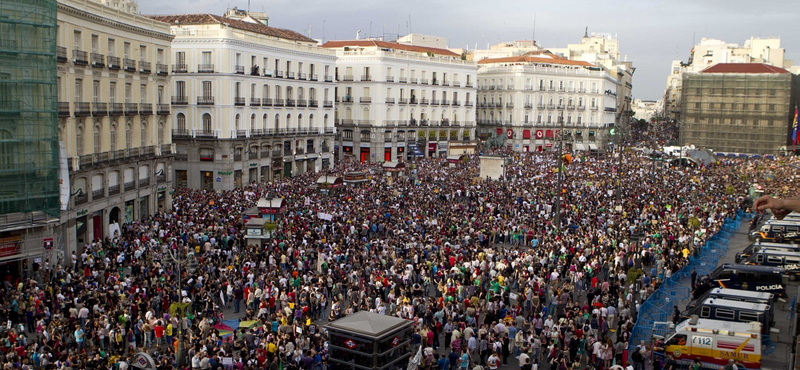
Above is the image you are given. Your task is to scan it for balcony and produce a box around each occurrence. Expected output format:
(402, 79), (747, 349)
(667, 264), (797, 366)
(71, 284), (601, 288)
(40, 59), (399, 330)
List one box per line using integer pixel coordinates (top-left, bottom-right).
(452, 82), (460, 87)
(125, 103), (138, 115)
(308, 99), (318, 107)
(361, 75), (372, 81)
(139, 178), (150, 187)
(410, 78), (418, 84)
(310, 74), (318, 81)
(57, 46), (67, 63)
(262, 98), (273, 107)
(271, 150), (282, 158)
(442, 80), (449, 86)
(139, 61), (151, 74)
(91, 53), (105, 68)
(197, 96), (215, 105)
(324, 75), (333, 82)
(567, 104), (575, 110)
(507, 85), (514, 90)
(171, 96), (188, 105)
(296, 99), (307, 107)
(360, 97), (372, 103)
(235, 65), (245, 74)
(123, 58), (136, 72)
(466, 83), (473, 88)
(385, 98), (395, 104)
(157, 174), (167, 183)
(452, 101), (460, 107)
(285, 99), (295, 107)
(386, 76), (394, 82)
(604, 107), (616, 112)
(273, 98), (284, 107)
(92, 189), (104, 200)
(198, 64), (215, 73)
(107, 56), (121, 70)
(323, 100), (333, 108)
(74, 102), (91, 116)
(74, 192), (88, 205)
(274, 70), (283, 78)
(432, 79), (438, 86)
(524, 103), (533, 109)
(156, 63), (168, 75)
(506, 102), (514, 108)
(139, 103), (153, 115)
(590, 106), (598, 111)
(58, 102), (70, 117)
(340, 96), (353, 103)
(441, 100), (449, 106)
(298, 73), (307, 80)
(73, 50), (88, 65)
(342, 75), (354, 81)
(547, 104), (556, 109)
(234, 97), (246, 106)
(399, 77), (408, 83)
(537, 104), (546, 109)
(108, 185), (120, 195)
(420, 98), (429, 105)
(578, 105), (585, 110)
(431, 99), (439, 106)
(157, 104), (169, 115)
(465, 101), (473, 107)
(172, 129), (190, 138)
(287, 72), (295, 79)
(124, 181), (136, 191)
(250, 98), (261, 107)
(172, 64), (188, 73)
(92, 102), (107, 116)
(109, 103), (123, 115)
(421, 79), (428, 85)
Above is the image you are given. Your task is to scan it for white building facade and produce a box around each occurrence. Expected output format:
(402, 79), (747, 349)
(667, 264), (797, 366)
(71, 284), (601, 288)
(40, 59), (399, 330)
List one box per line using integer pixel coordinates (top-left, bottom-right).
(476, 52), (617, 152)
(57, 0), (174, 252)
(321, 40), (477, 162)
(150, 14), (337, 190)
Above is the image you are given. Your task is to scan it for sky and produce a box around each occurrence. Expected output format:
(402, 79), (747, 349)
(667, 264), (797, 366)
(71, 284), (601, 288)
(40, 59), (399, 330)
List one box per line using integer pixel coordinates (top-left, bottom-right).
(137, 0), (800, 101)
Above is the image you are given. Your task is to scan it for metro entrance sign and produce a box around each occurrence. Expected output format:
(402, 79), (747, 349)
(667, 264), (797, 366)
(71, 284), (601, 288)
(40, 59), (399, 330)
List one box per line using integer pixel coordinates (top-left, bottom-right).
(506, 129), (513, 139)
(535, 130), (543, 139)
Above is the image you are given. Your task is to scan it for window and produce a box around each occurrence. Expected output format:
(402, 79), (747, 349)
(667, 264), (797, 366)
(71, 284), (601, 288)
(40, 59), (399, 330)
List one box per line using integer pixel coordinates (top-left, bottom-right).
(177, 113), (186, 131)
(93, 81), (100, 103)
(107, 38), (116, 56)
(715, 309), (735, 321)
(93, 125), (101, 153)
(700, 306), (710, 318)
(76, 123), (84, 156)
(125, 83), (132, 103)
(123, 42), (130, 58)
(110, 121), (117, 152)
(201, 51), (211, 65)
(666, 334), (687, 346)
(140, 84), (147, 103)
(175, 51), (185, 66)
(74, 79), (83, 101)
(125, 122), (132, 148)
(176, 81), (185, 97)
(140, 121), (148, 147)
(739, 312), (759, 323)
(73, 31), (82, 50)
(202, 113), (212, 132)
(202, 81), (212, 98)
(109, 82), (117, 103)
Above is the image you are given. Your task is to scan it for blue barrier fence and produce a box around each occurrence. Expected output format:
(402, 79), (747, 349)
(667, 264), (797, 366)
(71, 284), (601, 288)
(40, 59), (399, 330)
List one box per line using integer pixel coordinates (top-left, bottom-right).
(627, 211), (748, 363)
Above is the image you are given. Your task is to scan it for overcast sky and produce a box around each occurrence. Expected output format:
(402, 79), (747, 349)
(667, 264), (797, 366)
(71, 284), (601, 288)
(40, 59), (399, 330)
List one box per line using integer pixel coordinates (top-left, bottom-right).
(138, 0), (799, 101)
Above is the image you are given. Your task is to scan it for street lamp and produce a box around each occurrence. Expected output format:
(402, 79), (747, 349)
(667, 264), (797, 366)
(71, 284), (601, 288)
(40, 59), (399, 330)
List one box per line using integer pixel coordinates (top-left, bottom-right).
(554, 115), (565, 228)
(165, 247), (196, 367)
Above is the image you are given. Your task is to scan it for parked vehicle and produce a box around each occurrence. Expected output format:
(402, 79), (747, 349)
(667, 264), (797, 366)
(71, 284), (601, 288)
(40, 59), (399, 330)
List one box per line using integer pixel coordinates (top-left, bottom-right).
(657, 317), (761, 369)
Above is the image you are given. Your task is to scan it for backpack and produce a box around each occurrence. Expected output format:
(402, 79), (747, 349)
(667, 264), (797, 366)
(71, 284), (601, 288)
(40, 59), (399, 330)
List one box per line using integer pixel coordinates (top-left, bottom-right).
(632, 350), (643, 363)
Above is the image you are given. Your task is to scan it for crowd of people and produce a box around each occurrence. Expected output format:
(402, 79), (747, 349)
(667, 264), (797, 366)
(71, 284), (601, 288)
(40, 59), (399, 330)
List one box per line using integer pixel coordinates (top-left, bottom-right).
(0, 142), (791, 370)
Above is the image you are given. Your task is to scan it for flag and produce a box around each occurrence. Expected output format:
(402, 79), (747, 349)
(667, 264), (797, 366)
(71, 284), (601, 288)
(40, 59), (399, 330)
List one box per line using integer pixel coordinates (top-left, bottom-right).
(793, 105), (799, 146)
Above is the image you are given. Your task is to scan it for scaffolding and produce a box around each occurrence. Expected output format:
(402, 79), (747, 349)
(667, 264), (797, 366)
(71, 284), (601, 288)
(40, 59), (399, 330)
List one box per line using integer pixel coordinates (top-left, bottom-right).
(0, 0), (60, 219)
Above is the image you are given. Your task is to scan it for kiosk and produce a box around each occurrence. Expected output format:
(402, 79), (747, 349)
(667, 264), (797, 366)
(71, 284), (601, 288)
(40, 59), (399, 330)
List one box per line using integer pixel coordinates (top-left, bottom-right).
(446, 154), (467, 167)
(313, 176), (344, 195)
(244, 197), (286, 244)
(326, 311), (413, 370)
(344, 171), (369, 187)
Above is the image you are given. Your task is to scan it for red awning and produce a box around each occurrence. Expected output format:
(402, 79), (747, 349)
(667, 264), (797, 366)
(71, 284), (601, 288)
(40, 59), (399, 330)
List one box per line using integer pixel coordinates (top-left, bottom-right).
(523, 130), (531, 139)
(545, 130), (553, 138)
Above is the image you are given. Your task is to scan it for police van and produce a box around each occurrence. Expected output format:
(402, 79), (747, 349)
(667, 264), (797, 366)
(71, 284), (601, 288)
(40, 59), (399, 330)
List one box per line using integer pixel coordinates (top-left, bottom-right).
(658, 317), (761, 369)
(743, 249), (800, 279)
(682, 297), (772, 334)
(748, 219), (800, 242)
(707, 263), (786, 297)
(684, 288), (774, 315)
(735, 241), (800, 263)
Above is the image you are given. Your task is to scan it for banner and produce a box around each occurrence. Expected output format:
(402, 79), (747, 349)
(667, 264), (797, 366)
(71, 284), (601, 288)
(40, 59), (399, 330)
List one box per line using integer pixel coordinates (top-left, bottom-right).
(58, 142), (70, 211)
(317, 212), (333, 221)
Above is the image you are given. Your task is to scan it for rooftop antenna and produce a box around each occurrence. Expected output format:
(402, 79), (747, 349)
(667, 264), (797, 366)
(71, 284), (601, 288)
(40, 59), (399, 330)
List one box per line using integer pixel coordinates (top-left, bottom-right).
(584, 26), (588, 38)
(408, 15), (411, 34)
(369, 21), (372, 39)
(532, 13), (536, 44)
(322, 20), (326, 43)
(247, 0), (250, 12)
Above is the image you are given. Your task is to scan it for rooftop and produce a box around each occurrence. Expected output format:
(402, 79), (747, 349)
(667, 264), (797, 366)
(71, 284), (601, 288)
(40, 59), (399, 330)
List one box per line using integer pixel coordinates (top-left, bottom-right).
(147, 14), (314, 43)
(325, 311), (411, 338)
(320, 40), (459, 57)
(701, 63), (789, 74)
(478, 50), (593, 67)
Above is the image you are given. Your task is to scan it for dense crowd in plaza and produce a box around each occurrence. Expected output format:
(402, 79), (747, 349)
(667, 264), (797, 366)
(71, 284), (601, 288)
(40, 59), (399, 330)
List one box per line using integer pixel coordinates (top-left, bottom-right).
(0, 140), (794, 370)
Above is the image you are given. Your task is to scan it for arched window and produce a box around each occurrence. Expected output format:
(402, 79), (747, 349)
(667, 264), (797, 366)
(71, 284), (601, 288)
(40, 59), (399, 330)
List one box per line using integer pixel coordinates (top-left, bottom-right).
(110, 122), (117, 152)
(202, 113), (212, 133)
(309, 114), (314, 131)
(76, 123), (84, 156)
(251, 114), (256, 131)
(93, 124), (101, 153)
(140, 120), (148, 147)
(274, 114), (280, 132)
(235, 114), (241, 132)
(125, 121), (132, 149)
(262, 114), (268, 130)
(177, 113), (186, 131)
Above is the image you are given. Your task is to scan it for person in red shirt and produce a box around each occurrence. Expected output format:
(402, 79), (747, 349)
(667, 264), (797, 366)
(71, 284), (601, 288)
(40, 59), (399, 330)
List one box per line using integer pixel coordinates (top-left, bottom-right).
(154, 321), (165, 347)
